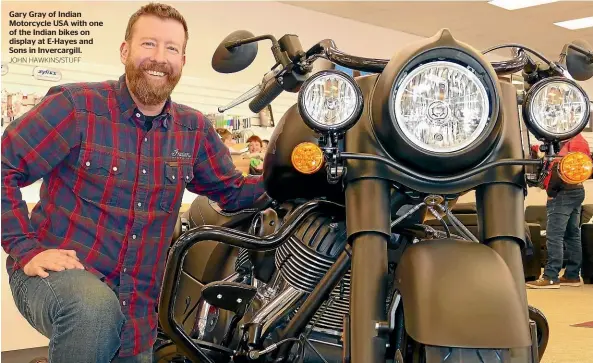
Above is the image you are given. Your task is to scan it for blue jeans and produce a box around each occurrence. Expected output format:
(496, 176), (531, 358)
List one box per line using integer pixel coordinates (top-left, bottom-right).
(8, 268), (153, 363)
(544, 188), (585, 281)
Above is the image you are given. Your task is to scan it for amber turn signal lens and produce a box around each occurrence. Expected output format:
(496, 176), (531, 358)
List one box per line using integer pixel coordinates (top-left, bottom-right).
(291, 142), (324, 174)
(559, 152), (593, 184)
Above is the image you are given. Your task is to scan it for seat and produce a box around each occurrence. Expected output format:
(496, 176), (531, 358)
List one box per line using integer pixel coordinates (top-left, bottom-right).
(187, 193), (272, 229)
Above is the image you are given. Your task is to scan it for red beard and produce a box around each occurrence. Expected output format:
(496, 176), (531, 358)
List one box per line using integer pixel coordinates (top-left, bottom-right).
(125, 58), (181, 106)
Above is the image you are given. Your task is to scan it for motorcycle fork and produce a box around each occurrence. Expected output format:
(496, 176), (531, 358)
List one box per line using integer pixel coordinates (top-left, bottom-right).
(345, 178), (391, 363)
(476, 183), (533, 361)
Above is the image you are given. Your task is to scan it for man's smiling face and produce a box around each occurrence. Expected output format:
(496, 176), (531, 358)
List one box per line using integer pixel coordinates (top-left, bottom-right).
(121, 14), (186, 106)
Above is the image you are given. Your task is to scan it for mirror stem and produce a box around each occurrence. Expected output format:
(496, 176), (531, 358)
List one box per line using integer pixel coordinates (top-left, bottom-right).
(561, 44), (593, 63)
(225, 34), (290, 67)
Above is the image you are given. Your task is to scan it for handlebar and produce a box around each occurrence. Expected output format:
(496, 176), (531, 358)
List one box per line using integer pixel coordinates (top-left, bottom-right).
(217, 36), (553, 114)
(489, 47), (531, 76)
(249, 77), (284, 113)
(306, 39), (389, 73)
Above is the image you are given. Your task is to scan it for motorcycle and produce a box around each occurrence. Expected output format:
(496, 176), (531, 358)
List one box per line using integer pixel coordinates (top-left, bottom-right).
(155, 29), (593, 363)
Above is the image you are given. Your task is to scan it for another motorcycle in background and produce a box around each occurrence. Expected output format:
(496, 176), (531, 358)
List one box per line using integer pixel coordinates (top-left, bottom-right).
(155, 29), (593, 363)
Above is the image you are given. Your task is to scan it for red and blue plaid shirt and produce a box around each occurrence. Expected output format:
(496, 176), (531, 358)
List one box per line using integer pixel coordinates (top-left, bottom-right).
(1, 75), (265, 356)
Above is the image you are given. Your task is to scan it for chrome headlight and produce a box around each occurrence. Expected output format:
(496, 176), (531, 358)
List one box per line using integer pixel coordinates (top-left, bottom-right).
(392, 61), (492, 153)
(523, 77), (590, 141)
(298, 70), (364, 133)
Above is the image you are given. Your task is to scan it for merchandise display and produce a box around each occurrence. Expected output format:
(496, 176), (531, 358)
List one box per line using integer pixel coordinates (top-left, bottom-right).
(1, 2), (592, 363)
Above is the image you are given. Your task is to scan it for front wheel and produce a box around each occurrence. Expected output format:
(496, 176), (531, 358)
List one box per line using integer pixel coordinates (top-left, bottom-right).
(153, 339), (191, 363)
(424, 347), (533, 363)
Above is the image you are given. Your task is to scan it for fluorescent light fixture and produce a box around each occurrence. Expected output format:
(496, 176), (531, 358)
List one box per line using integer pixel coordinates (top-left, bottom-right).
(554, 16), (593, 30)
(488, 0), (558, 11)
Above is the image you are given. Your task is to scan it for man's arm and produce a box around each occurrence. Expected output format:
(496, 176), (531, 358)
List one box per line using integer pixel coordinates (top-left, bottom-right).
(187, 119), (265, 211)
(546, 163), (562, 198)
(1, 86), (79, 267)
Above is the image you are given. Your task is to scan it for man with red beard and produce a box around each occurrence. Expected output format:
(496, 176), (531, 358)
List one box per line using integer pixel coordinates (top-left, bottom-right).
(1, 3), (265, 362)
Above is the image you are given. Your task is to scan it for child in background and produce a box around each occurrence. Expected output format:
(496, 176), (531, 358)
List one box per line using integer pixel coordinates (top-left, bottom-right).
(243, 135), (265, 174)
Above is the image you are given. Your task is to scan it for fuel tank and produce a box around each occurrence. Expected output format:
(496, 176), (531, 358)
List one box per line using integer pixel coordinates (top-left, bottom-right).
(262, 105), (345, 203)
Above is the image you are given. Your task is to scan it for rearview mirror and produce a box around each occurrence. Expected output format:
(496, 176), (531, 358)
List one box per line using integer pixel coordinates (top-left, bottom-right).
(212, 30), (258, 74)
(564, 39), (593, 81)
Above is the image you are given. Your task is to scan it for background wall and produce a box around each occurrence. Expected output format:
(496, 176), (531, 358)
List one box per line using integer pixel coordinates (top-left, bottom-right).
(1, 0), (592, 352)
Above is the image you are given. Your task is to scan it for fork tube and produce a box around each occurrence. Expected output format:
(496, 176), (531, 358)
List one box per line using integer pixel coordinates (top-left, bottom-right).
(346, 178), (391, 363)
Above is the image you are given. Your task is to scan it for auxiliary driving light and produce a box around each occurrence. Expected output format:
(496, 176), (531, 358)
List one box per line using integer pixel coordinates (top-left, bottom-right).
(291, 142), (324, 174)
(558, 152), (593, 184)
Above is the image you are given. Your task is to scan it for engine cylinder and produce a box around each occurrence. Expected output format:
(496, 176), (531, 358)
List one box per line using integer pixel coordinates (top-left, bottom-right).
(275, 212), (350, 333)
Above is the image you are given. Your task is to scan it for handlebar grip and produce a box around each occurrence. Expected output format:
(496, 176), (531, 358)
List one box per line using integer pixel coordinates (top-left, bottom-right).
(249, 78), (283, 113)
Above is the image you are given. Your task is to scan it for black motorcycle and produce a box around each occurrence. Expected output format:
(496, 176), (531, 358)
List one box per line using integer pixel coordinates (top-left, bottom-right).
(155, 29), (593, 363)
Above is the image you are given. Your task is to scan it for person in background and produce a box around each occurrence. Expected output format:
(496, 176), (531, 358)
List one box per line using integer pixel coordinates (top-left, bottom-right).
(217, 128), (243, 155)
(1, 3), (265, 363)
(527, 133), (591, 289)
(216, 127), (234, 147)
(244, 135), (265, 174)
(262, 139), (269, 153)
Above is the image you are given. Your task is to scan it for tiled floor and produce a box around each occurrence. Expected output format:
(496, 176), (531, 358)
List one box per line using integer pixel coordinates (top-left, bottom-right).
(2, 284), (592, 363)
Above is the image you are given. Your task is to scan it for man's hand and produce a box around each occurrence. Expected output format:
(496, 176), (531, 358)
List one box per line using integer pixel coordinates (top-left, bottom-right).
(23, 249), (85, 278)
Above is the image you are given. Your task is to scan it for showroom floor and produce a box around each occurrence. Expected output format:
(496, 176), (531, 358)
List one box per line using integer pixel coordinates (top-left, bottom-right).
(2, 285), (591, 363)
(526, 283), (593, 363)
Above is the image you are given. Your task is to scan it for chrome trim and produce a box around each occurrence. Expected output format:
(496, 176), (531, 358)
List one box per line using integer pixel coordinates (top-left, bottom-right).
(250, 286), (305, 338)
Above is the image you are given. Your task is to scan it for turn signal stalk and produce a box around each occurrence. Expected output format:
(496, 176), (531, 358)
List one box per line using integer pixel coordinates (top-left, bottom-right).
(558, 152), (593, 184)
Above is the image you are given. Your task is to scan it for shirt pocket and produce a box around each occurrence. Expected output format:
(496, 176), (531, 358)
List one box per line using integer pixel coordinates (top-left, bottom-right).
(159, 162), (194, 213)
(77, 150), (127, 206)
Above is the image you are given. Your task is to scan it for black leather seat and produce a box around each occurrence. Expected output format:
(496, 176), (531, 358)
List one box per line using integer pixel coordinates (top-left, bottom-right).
(187, 194), (272, 229)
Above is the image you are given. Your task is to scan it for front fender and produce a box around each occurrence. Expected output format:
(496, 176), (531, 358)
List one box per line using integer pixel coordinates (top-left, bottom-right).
(395, 239), (531, 349)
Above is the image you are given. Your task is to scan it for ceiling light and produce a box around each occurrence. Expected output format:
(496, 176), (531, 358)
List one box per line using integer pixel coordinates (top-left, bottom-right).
(554, 16), (593, 30)
(488, 0), (558, 11)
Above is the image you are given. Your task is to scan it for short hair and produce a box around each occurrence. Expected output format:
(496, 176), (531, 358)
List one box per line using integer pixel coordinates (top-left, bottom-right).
(247, 135), (262, 146)
(262, 139), (269, 145)
(216, 128), (232, 141)
(125, 3), (189, 53)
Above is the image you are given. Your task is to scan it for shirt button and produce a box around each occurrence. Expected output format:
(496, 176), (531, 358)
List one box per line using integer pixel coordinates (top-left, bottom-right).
(138, 202), (142, 207)
(132, 234), (137, 239)
(171, 175), (176, 180)
(144, 137), (148, 142)
(112, 167), (118, 172)
(136, 113), (141, 118)
(142, 169), (147, 174)
(122, 300), (127, 306)
(85, 161), (91, 167)
(123, 268), (127, 273)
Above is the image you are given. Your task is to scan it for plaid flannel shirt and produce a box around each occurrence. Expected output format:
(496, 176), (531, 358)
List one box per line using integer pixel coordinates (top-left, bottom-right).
(1, 75), (265, 356)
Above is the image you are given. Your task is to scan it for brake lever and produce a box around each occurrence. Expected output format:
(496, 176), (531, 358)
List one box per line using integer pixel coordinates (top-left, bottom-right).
(217, 69), (281, 113)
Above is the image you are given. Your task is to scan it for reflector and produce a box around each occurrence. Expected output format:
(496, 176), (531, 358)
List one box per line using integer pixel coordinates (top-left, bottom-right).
(291, 142), (324, 174)
(558, 152), (593, 184)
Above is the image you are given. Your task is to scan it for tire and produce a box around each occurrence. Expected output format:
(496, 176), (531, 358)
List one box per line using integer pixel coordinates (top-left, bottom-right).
(424, 347), (511, 362)
(528, 305), (549, 360)
(153, 339), (191, 363)
(424, 346), (534, 363)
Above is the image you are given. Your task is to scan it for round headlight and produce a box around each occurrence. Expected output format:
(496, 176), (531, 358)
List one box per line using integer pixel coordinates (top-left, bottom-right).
(392, 61), (491, 153)
(523, 77), (590, 141)
(298, 70), (364, 133)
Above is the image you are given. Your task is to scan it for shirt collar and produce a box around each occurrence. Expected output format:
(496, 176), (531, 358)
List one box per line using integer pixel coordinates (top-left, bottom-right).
(117, 74), (174, 129)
